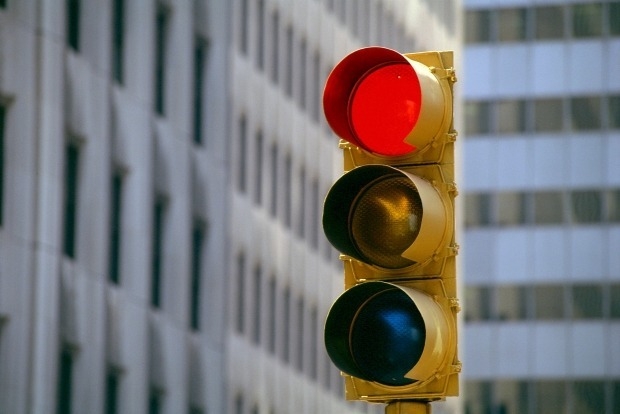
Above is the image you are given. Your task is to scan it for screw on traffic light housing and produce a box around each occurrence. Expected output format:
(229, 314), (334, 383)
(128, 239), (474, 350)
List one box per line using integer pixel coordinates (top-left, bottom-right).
(322, 47), (460, 406)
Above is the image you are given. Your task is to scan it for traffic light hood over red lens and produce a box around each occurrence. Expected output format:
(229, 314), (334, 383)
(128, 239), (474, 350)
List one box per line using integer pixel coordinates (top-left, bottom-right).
(323, 47), (447, 158)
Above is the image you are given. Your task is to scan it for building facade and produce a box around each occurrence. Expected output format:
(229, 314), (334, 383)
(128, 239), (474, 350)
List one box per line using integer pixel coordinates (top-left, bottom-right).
(0, 0), (460, 413)
(462, 1), (620, 412)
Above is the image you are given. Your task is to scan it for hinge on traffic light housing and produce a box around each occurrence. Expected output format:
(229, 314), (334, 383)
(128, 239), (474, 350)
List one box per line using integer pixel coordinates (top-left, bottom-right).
(449, 297), (461, 313)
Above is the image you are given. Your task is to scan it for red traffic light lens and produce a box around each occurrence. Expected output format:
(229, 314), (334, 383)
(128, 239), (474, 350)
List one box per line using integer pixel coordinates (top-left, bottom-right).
(350, 62), (421, 157)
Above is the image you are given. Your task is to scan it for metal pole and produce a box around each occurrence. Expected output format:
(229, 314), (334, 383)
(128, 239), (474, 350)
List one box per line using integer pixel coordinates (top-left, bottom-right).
(385, 401), (431, 414)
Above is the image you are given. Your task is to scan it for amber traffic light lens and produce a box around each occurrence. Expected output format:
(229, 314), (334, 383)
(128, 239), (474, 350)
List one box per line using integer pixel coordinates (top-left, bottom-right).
(351, 175), (422, 269)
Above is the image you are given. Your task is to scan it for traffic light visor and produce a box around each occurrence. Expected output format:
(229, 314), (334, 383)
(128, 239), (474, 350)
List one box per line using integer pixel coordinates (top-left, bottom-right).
(323, 47), (447, 157)
(324, 281), (451, 386)
(323, 165), (448, 268)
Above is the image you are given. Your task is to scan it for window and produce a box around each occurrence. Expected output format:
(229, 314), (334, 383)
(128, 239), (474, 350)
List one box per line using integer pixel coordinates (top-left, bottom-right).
(281, 287), (290, 363)
(495, 381), (529, 414)
(464, 286), (492, 321)
(193, 38), (209, 145)
(295, 296), (304, 372)
(295, 167), (306, 238)
(267, 277), (276, 354)
(465, 10), (491, 43)
(148, 388), (163, 414)
(498, 8), (527, 42)
(0, 104), (5, 227)
(534, 98), (563, 132)
(570, 190), (602, 223)
(534, 191), (564, 224)
(56, 347), (74, 414)
(572, 3), (603, 38)
(270, 11), (279, 84)
(190, 221), (206, 331)
(611, 284), (620, 318)
(573, 381), (604, 414)
(269, 143), (278, 217)
(252, 264), (262, 344)
(534, 285), (565, 319)
(610, 2), (620, 35)
(66, 0), (80, 51)
(239, 0), (249, 55)
(256, 0), (265, 70)
(151, 197), (166, 308)
(254, 130), (263, 205)
(535, 6), (565, 40)
(496, 192), (527, 226)
(105, 368), (120, 414)
(497, 100), (527, 133)
(284, 26), (293, 97)
(535, 381), (566, 414)
(237, 115), (247, 193)
(609, 95), (620, 129)
(63, 142), (80, 258)
(284, 155), (292, 228)
(572, 284), (603, 319)
(310, 51), (321, 123)
(497, 285), (528, 320)
(309, 178), (320, 249)
(608, 189), (620, 222)
(464, 193), (492, 227)
(464, 101), (491, 135)
(154, 6), (168, 115)
(111, 0), (124, 83)
(236, 253), (246, 334)
(571, 96), (601, 130)
(108, 171), (123, 284)
(298, 38), (307, 110)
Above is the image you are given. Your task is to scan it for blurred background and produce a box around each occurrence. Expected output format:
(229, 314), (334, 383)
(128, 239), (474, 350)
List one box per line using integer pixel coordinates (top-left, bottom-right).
(0, 0), (618, 413)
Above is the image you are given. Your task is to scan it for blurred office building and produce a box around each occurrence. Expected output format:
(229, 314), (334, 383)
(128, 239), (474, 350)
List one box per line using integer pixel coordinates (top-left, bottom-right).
(462, 1), (620, 413)
(0, 1), (460, 413)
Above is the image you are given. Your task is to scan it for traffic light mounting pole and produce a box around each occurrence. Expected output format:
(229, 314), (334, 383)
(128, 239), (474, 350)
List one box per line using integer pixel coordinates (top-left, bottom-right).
(385, 401), (431, 414)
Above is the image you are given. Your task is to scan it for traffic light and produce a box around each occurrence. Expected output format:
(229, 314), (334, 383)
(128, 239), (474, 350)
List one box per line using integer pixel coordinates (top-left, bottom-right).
(322, 47), (460, 405)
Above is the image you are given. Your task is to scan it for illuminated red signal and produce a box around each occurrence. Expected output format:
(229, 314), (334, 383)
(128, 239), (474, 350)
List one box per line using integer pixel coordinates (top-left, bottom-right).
(323, 47), (449, 158)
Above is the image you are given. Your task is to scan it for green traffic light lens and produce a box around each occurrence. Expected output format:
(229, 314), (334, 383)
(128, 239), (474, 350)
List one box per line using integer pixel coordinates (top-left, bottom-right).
(350, 175), (422, 269)
(350, 288), (426, 386)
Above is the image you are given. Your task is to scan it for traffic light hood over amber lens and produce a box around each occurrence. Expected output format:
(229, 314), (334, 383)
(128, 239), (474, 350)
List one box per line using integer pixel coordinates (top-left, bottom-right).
(323, 47), (422, 157)
(323, 165), (448, 268)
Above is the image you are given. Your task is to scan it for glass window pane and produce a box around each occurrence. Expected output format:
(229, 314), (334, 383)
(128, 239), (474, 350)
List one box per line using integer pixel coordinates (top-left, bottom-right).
(497, 285), (528, 320)
(465, 101), (491, 135)
(534, 98), (563, 132)
(496, 381), (529, 414)
(609, 95), (620, 129)
(535, 381), (566, 414)
(608, 189), (620, 222)
(534, 285), (564, 319)
(610, 2), (620, 35)
(535, 6), (565, 40)
(610, 284), (620, 318)
(572, 284), (603, 319)
(497, 192), (527, 226)
(573, 381), (605, 414)
(465, 286), (492, 321)
(534, 191), (564, 225)
(573, 3), (603, 38)
(464, 193), (492, 227)
(498, 8), (527, 42)
(571, 97), (602, 130)
(571, 190), (602, 223)
(465, 10), (491, 43)
(498, 100), (527, 133)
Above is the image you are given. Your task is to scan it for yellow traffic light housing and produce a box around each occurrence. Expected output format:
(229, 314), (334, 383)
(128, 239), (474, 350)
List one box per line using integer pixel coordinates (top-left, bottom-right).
(322, 47), (460, 407)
